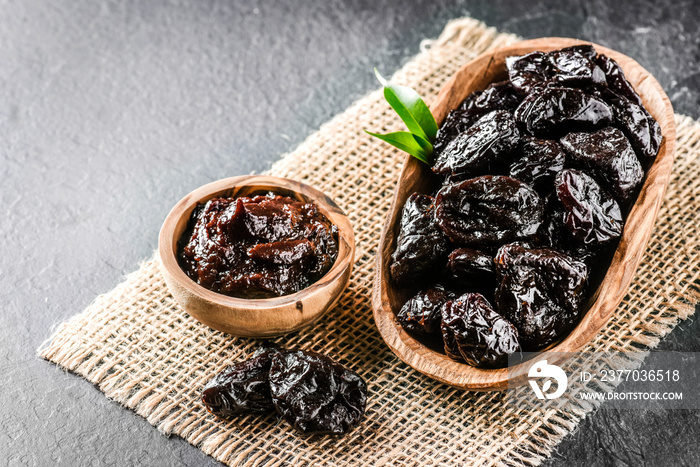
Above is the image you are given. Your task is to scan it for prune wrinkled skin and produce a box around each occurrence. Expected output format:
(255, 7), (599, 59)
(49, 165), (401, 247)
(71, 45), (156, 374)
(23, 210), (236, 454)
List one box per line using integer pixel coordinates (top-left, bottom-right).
(446, 248), (496, 289)
(547, 50), (606, 88)
(603, 91), (662, 160)
(435, 175), (544, 245)
(390, 193), (450, 285)
(269, 350), (367, 435)
(555, 169), (623, 245)
(509, 136), (566, 194)
(595, 54), (644, 106)
(397, 286), (454, 339)
(441, 293), (520, 367)
(506, 52), (551, 94)
(202, 344), (281, 416)
(433, 111), (520, 177)
(460, 80), (522, 113)
(494, 244), (588, 350)
(560, 127), (643, 202)
(515, 87), (613, 137)
(432, 109), (483, 156)
(560, 44), (597, 61)
(179, 194), (338, 298)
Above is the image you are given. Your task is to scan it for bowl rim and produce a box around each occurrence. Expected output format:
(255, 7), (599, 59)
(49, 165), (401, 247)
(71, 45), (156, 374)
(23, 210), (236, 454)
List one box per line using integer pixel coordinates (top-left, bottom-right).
(158, 174), (355, 310)
(372, 37), (677, 390)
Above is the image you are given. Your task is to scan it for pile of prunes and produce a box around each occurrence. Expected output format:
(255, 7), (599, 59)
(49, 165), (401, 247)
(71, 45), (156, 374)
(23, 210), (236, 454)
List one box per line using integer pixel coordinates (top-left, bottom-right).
(390, 45), (662, 368)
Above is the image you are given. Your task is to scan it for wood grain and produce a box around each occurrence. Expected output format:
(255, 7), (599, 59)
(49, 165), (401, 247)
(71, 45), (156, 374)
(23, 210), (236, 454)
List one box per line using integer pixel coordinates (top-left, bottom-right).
(372, 38), (677, 391)
(158, 175), (355, 337)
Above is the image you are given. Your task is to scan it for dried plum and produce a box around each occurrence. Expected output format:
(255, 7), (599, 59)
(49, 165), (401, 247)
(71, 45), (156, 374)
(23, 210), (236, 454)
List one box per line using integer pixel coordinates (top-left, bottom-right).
(495, 243), (588, 350)
(595, 54), (644, 106)
(435, 175), (544, 245)
(441, 293), (520, 367)
(555, 169), (623, 245)
(460, 80), (522, 113)
(433, 109), (483, 156)
(559, 44), (597, 61)
(202, 344), (281, 416)
(390, 193), (449, 286)
(269, 349), (367, 435)
(514, 87), (613, 136)
(506, 51), (551, 94)
(397, 286), (454, 339)
(560, 127), (643, 202)
(547, 49), (606, 88)
(509, 136), (566, 194)
(432, 110), (520, 177)
(604, 91), (662, 160)
(446, 248), (496, 290)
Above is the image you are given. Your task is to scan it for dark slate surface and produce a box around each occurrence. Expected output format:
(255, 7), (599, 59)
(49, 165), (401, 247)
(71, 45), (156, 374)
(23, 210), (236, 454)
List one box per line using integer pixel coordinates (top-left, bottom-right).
(2, 0), (699, 465)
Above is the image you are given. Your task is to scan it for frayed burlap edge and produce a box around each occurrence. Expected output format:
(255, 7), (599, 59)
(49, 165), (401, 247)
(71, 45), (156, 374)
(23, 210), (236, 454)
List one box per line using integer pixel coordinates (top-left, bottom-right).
(38, 17), (700, 467)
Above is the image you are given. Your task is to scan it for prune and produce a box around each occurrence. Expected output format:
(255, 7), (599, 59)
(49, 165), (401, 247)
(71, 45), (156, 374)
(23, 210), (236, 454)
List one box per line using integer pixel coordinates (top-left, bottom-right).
(560, 127), (643, 203)
(432, 110), (520, 177)
(603, 91), (662, 160)
(506, 51), (551, 94)
(202, 344), (281, 416)
(514, 87), (613, 137)
(441, 293), (520, 367)
(547, 49), (606, 88)
(559, 44), (597, 61)
(460, 80), (522, 113)
(494, 243), (588, 350)
(435, 175), (544, 245)
(595, 54), (644, 106)
(446, 248), (496, 290)
(433, 109), (483, 156)
(555, 169), (623, 245)
(508, 136), (566, 194)
(390, 193), (449, 286)
(397, 286), (454, 339)
(179, 194), (338, 298)
(269, 349), (367, 435)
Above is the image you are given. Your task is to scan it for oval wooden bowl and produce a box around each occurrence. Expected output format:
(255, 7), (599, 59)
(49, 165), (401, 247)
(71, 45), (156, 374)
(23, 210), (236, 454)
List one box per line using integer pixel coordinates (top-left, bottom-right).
(372, 38), (676, 391)
(159, 175), (355, 337)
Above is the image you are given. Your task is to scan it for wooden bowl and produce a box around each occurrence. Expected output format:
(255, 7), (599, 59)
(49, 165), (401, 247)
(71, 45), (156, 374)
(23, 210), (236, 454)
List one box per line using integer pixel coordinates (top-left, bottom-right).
(159, 175), (355, 337)
(372, 38), (676, 390)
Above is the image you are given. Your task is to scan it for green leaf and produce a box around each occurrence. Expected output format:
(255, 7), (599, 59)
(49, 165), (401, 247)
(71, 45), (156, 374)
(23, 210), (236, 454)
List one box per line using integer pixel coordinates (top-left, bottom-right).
(374, 68), (438, 143)
(365, 130), (433, 165)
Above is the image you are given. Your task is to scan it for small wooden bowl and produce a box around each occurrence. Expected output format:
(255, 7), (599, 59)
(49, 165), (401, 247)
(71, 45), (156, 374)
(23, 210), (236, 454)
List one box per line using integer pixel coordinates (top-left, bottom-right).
(372, 38), (676, 390)
(159, 175), (355, 337)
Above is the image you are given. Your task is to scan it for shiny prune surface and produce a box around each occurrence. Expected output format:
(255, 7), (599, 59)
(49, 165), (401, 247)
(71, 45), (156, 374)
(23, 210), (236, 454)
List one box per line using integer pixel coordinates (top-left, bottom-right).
(560, 127), (643, 203)
(432, 110), (520, 177)
(390, 193), (449, 286)
(595, 54), (644, 106)
(435, 175), (544, 245)
(178, 194), (338, 298)
(460, 80), (522, 113)
(515, 87), (613, 136)
(603, 91), (662, 161)
(547, 49), (606, 88)
(269, 349), (367, 435)
(506, 51), (551, 94)
(441, 293), (520, 368)
(494, 243), (588, 350)
(446, 248), (496, 290)
(397, 286), (454, 339)
(202, 344), (281, 416)
(555, 169), (623, 246)
(509, 136), (566, 194)
(432, 109), (483, 156)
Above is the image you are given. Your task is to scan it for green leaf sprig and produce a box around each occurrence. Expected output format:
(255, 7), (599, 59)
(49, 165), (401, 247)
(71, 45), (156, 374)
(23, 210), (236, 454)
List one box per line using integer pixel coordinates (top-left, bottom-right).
(365, 69), (438, 165)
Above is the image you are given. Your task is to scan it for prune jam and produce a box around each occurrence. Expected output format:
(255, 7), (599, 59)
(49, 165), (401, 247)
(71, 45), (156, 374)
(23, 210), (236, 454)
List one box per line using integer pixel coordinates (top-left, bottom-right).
(390, 45), (662, 366)
(178, 192), (338, 299)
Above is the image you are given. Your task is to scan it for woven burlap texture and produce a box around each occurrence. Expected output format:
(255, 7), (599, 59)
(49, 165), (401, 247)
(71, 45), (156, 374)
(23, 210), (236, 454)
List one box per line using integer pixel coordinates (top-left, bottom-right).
(39, 17), (700, 466)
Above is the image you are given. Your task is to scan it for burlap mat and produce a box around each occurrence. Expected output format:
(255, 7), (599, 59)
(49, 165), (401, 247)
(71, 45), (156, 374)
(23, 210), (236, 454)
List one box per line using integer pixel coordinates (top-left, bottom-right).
(39, 17), (700, 466)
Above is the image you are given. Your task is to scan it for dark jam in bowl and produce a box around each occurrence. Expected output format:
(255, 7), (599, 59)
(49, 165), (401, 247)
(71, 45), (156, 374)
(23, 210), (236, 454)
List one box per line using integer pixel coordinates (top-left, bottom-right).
(178, 193), (339, 299)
